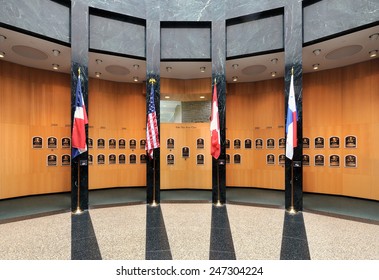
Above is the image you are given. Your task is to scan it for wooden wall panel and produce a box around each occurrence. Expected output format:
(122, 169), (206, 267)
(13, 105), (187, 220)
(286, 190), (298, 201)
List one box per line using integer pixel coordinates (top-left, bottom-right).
(226, 78), (285, 190)
(0, 61), (71, 199)
(160, 123), (212, 189)
(303, 60), (379, 201)
(88, 79), (146, 189)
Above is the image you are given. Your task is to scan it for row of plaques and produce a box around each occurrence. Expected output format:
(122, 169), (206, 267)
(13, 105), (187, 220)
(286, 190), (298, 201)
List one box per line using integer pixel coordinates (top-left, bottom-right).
(46, 154), (148, 166)
(225, 136), (357, 149)
(32, 136), (146, 150)
(224, 154), (357, 167)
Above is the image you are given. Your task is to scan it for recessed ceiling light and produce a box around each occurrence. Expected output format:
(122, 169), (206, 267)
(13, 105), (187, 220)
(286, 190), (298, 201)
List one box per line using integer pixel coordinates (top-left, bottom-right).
(0, 51), (5, 58)
(271, 58), (278, 64)
(133, 76), (139, 82)
(271, 71), (277, 77)
(95, 72), (101, 78)
(232, 64), (239, 69)
(0, 35), (7, 42)
(369, 33), (379, 40)
(133, 64), (139, 70)
(52, 64), (59, 70)
(312, 64), (319, 70)
(52, 49), (60, 56)
(166, 66), (172, 72)
(200, 96), (205, 99)
(313, 49), (321, 56)
(200, 67), (206, 72)
(96, 59), (102, 64)
(165, 95), (170, 99)
(232, 76), (238, 82)
(369, 50), (378, 58)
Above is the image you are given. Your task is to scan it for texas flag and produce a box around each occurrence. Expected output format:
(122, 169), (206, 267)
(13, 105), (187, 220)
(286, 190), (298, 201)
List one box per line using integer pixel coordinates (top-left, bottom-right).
(285, 73), (297, 160)
(72, 72), (88, 159)
(210, 81), (220, 159)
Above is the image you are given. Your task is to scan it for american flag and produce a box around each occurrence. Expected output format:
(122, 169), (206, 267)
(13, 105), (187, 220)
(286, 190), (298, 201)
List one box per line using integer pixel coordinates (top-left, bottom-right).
(146, 83), (160, 158)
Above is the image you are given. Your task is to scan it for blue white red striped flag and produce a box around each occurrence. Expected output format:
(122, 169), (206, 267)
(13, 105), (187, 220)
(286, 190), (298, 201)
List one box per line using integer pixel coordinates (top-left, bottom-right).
(72, 72), (88, 159)
(285, 72), (297, 160)
(146, 84), (160, 159)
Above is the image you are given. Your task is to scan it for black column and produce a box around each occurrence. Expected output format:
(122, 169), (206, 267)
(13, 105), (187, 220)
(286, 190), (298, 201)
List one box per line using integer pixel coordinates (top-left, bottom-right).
(146, 5), (161, 204)
(71, 0), (89, 212)
(284, 1), (303, 211)
(211, 20), (226, 204)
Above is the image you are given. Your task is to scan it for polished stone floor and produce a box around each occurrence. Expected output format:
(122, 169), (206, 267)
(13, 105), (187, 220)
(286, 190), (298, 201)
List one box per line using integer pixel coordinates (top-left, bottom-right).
(0, 188), (378, 260)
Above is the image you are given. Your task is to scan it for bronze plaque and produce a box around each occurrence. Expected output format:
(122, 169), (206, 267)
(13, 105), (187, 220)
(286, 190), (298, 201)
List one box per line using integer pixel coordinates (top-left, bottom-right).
(97, 138), (105, 149)
(129, 139), (136, 150)
(345, 136), (357, 148)
(255, 138), (263, 149)
(234, 154), (241, 164)
(315, 154), (324, 166)
(234, 139), (241, 149)
(182, 147), (190, 158)
(167, 138), (175, 149)
(88, 138), (93, 149)
(88, 154), (93, 165)
(47, 154), (57, 166)
(62, 154), (71, 166)
(302, 154), (310, 166)
(140, 139), (146, 149)
(267, 154), (275, 165)
(32, 136), (43, 149)
(109, 154), (116, 164)
(118, 154), (126, 164)
(329, 154), (340, 167)
(129, 154), (137, 164)
(329, 136), (340, 148)
(245, 139), (252, 149)
(197, 138), (204, 149)
(119, 139), (126, 149)
(140, 154), (147, 164)
(97, 154), (105, 164)
(278, 154), (285, 165)
(167, 154), (175, 165)
(279, 138), (285, 149)
(302, 137), (310, 149)
(345, 155), (357, 168)
(267, 138), (275, 149)
(62, 137), (71, 149)
(109, 139), (116, 149)
(47, 137), (57, 149)
(197, 154), (204, 165)
(225, 139), (230, 149)
(315, 137), (324, 149)
(226, 154), (230, 164)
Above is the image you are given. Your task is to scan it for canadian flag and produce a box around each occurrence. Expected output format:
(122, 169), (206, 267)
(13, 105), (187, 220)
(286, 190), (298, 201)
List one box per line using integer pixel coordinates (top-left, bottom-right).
(210, 81), (220, 159)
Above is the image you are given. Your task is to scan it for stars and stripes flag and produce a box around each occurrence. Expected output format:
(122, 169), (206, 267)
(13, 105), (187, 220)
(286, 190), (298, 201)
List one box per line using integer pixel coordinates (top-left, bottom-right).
(210, 80), (220, 159)
(72, 71), (88, 159)
(285, 71), (298, 160)
(146, 83), (160, 159)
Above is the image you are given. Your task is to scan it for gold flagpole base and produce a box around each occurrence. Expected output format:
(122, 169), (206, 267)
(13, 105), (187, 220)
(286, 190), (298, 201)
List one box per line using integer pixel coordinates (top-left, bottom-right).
(150, 200), (158, 207)
(214, 200), (223, 207)
(288, 206), (297, 215)
(72, 206), (83, 215)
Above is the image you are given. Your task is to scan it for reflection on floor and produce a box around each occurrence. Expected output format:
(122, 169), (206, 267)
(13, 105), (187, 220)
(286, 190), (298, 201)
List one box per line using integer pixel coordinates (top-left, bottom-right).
(0, 187), (378, 260)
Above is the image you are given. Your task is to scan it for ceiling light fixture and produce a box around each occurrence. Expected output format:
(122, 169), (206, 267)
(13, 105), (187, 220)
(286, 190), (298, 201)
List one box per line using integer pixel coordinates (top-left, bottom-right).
(271, 58), (278, 64)
(133, 64), (139, 70)
(95, 72), (101, 78)
(200, 66), (206, 72)
(166, 66), (172, 72)
(52, 64), (59, 70)
(369, 33), (379, 40)
(133, 76), (139, 82)
(200, 96), (205, 99)
(0, 35), (7, 42)
(165, 95), (170, 99)
(0, 51), (5, 58)
(313, 49), (321, 56)
(271, 71), (277, 77)
(96, 59), (102, 64)
(312, 63), (319, 70)
(52, 49), (60, 56)
(232, 76), (238, 82)
(369, 50), (378, 58)
(232, 64), (239, 69)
